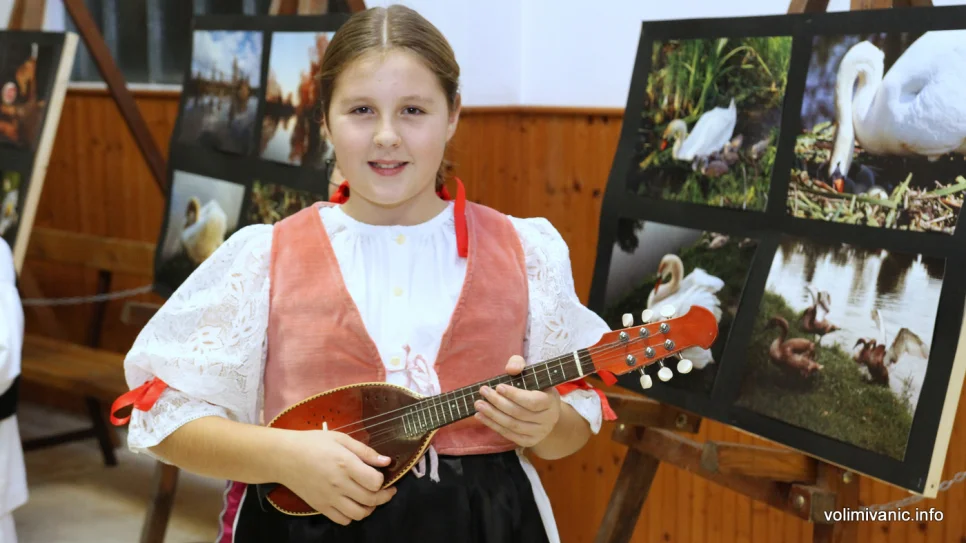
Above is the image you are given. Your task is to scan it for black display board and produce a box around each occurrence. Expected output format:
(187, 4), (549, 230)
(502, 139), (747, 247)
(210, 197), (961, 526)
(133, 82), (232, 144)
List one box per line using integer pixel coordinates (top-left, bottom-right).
(588, 5), (966, 497)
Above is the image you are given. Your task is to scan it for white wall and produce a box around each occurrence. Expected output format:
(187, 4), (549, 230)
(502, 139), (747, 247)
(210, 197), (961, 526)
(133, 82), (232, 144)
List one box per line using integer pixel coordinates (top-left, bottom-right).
(373, 0), (966, 107)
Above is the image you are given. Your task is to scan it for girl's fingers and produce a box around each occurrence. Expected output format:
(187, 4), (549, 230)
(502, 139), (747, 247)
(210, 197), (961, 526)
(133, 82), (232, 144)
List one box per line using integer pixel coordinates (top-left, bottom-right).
(475, 410), (530, 443)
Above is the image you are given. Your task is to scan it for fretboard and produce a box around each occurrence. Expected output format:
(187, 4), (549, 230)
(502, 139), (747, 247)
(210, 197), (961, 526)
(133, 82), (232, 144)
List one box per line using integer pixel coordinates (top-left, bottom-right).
(400, 348), (595, 437)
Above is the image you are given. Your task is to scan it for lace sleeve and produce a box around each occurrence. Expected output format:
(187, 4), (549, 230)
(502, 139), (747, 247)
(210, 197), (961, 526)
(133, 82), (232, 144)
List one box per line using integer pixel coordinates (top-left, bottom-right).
(124, 223), (274, 458)
(509, 216), (613, 434)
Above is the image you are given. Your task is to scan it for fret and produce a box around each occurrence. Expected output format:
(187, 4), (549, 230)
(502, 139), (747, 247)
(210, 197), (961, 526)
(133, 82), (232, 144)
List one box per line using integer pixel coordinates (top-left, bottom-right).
(447, 392), (458, 422)
(461, 389), (470, 415)
(544, 361), (552, 387)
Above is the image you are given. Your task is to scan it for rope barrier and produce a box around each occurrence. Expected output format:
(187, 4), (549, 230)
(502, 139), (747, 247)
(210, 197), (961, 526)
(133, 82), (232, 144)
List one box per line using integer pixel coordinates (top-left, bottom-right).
(19, 284), (155, 306)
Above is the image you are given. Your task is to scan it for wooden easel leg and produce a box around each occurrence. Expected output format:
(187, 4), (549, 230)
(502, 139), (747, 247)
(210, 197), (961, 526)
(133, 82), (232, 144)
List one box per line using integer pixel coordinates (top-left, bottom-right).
(811, 465), (860, 543)
(594, 437), (661, 543)
(138, 462), (180, 543)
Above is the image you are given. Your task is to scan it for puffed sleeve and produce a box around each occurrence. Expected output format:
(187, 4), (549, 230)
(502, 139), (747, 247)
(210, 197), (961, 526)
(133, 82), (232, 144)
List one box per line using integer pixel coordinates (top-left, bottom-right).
(119, 223), (274, 460)
(508, 216), (615, 434)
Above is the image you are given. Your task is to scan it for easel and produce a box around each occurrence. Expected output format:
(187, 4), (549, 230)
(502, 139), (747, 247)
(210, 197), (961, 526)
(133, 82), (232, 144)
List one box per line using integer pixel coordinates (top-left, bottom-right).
(593, 4), (933, 541)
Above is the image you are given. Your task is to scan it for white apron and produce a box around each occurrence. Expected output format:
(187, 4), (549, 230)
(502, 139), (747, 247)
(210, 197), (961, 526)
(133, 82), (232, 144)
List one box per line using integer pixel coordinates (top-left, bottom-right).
(0, 239), (27, 543)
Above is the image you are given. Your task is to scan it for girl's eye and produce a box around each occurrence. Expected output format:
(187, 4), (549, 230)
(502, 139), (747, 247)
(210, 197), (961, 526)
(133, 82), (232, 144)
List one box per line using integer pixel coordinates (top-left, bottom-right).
(404, 107), (423, 115)
(351, 106), (371, 114)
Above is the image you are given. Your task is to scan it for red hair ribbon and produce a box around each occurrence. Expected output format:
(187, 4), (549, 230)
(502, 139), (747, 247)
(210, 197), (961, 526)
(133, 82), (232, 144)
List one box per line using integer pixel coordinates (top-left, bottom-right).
(329, 178), (468, 258)
(110, 377), (168, 426)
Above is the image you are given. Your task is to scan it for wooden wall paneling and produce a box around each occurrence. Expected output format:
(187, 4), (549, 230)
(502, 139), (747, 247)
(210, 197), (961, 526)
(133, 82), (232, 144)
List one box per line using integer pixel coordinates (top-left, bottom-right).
(20, 90), (966, 543)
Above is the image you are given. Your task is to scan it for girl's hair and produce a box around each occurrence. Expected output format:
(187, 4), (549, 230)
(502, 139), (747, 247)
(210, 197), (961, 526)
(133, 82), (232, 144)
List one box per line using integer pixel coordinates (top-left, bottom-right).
(319, 5), (459, 190)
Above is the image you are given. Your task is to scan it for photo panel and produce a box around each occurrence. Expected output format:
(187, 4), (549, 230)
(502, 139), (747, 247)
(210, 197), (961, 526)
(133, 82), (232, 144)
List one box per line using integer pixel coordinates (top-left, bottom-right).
(245, 179), (327, 225)
(177, 30), (264, 156)
(735, 235), (945, 463)
(599, 217), (762, 396)
(0, 170), (23, 248)
(788, 31), (966, 234)
(155, 170), (247, 293)
(260, 31), (336, 169)
(627, 35), (793, 212)
(0, 39), (57, 151)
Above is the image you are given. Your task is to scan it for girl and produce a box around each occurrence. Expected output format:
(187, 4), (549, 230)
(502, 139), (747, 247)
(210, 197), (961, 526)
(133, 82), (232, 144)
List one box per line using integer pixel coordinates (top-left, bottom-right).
(113, 5), (614, 542)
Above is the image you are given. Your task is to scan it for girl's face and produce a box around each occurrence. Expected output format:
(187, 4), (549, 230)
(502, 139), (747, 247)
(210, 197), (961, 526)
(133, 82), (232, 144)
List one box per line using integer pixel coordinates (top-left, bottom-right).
(325, 48), (459, 224)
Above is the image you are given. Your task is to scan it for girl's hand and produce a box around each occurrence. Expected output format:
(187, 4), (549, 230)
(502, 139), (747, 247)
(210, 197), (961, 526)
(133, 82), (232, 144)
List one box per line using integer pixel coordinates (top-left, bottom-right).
(277, 430), (397, 526)
(474, 355), (562, 448)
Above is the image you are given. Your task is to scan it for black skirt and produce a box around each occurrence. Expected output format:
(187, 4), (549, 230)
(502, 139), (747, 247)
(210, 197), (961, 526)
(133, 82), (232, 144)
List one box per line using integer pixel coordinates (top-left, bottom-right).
(232, 451), (551, 543)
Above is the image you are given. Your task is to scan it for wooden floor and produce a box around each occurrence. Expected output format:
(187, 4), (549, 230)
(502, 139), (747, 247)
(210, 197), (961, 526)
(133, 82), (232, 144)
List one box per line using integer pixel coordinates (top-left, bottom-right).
(12, 402), (223, 543)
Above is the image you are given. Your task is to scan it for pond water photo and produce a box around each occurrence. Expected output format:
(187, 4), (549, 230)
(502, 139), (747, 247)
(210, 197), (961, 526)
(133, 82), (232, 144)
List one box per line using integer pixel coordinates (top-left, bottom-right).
(788, 31), (966, 233)
(737, 236), (944, 461)
(627, 36), (791, 211)
(260, 32), (335, 169)
(178, 30), (263, 156)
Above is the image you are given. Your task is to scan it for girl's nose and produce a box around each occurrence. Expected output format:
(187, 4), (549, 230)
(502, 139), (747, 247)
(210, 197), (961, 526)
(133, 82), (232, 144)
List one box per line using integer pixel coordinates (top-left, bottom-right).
(374, 119), (401, 148)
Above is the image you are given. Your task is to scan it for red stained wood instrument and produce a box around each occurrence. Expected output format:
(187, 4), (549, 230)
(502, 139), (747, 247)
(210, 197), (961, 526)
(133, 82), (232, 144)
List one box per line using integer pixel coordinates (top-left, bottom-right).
(258, 304), (718, 516)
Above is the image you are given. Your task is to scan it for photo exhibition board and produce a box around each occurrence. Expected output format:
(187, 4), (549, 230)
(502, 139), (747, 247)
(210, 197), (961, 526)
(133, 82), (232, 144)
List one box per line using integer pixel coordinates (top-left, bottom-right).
(587, 5), (966, 498)
(155, 12), (354, 297)
(0, 30), (77, 274)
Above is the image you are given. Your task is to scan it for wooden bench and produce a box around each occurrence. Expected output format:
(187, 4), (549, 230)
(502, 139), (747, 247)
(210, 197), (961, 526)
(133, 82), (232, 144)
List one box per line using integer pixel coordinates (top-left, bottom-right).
(19, 226), (176, 543)
(20, 226), (156, 463)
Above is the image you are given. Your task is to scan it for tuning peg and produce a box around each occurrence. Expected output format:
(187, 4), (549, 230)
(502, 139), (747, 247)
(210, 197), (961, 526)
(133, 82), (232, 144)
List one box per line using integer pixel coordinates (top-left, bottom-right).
(622, 313), (633, 327)
(640, 309), (654, 323)
(656, 361), (673, 381)
(639, 368), (652, 389)
(660, 304), (676, 319)
(677, 358), (693, 374)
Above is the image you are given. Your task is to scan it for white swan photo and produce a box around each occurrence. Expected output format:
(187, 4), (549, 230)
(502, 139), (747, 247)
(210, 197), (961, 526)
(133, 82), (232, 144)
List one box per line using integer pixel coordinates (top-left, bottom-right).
(156, 170), (247, 293)
(630, 36), (792, 211)
(789, 31), (966, 234)
(601, 219), (759, 395)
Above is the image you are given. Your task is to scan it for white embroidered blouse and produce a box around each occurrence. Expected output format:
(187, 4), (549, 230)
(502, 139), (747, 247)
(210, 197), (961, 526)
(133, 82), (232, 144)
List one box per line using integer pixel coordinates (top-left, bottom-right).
(122, 200), (612, 541)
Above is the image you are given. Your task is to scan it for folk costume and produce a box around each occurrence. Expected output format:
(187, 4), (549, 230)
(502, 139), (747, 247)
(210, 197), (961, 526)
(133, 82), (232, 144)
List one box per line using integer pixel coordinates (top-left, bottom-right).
(113, 178), (616, 543)
(0, 239), (26, 543)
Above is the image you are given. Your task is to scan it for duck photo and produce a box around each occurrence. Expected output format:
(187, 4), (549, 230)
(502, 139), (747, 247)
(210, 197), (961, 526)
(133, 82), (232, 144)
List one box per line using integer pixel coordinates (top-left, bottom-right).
(601, 218), (759, 395)
(628, 36), (792, 211)
(247, 180), (326, 224)
(736, 236), (943, 462)
(788, 31), (966, 233)
(156, 170), (247, 293)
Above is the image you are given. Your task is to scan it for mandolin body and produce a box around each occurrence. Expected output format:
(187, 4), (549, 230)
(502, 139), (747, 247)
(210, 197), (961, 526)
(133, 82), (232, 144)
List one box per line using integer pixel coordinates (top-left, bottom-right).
(263, 382), (436, 516)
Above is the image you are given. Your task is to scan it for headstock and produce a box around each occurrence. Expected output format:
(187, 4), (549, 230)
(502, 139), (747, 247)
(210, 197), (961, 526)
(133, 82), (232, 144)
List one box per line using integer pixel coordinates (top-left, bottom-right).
(589, 304), (718, 389)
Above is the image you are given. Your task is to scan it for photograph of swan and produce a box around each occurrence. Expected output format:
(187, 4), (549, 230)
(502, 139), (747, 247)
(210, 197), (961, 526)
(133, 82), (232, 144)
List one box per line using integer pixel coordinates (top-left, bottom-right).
(628, 36), (792, 211)
(156, 170), (246, 293)
(246, 180), (327, 224)
(0, 171), (22, 249)
(788, 31), (966, 233)
(260, 32), (336, 169)
(735, 236), (943, 461)
(600, 218), (758, 395)
(178, 30), (264, 156)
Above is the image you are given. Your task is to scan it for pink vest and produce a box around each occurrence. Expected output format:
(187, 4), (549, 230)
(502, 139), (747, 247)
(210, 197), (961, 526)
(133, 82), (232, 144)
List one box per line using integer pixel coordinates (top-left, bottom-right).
(263, 201), (529, 455)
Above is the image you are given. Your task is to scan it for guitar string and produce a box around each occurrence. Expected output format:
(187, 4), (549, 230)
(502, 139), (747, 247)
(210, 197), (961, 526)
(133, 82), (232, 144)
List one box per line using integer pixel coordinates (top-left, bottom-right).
(311, 329), (683, 443)
(330, 330), (680, 442)
(318, 332), (658, 438)
(358, 356), (576, 449)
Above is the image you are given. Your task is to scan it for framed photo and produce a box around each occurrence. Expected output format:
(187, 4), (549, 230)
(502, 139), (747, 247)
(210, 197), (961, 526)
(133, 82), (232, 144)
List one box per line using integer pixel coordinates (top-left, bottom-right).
(589, 5), (966, 498)
(155, 13), (352, 297)
(0, 31), (77, 273)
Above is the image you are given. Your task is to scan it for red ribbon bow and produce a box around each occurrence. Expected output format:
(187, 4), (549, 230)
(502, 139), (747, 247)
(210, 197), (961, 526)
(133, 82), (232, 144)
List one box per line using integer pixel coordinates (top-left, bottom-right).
(110, 377), (168, 426)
